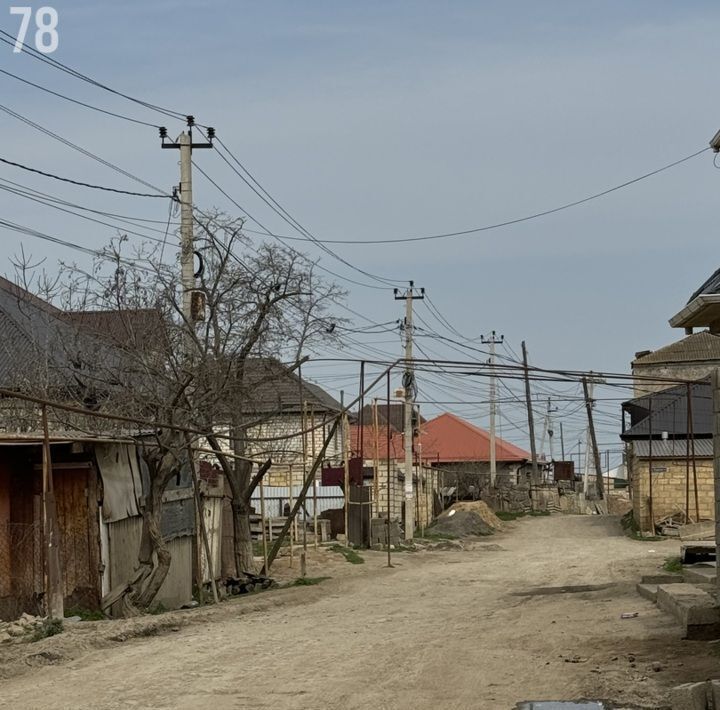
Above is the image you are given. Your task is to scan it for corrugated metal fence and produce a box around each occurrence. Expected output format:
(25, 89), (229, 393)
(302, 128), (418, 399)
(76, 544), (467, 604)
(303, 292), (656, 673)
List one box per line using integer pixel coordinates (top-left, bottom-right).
(250, 484), (344, 518)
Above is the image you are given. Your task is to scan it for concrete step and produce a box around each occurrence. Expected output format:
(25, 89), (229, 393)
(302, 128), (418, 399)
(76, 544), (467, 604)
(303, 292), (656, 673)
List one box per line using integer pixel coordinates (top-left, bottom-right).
(641, 573), (683, 585)
(657, 583), (720, 640)
(636, 582), (658, 602)
(684, 566), (717, 585)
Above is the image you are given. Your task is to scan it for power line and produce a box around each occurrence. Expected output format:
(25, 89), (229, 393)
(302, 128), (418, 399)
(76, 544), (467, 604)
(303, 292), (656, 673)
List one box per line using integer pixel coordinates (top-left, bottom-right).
(0, 30), (187, 123)
(0, 68), (160, 128)
(198, 129), (403, 288)
(0, 103), (167, 195)
(0, 157), (172, 198)
(209, 146), (712, 245)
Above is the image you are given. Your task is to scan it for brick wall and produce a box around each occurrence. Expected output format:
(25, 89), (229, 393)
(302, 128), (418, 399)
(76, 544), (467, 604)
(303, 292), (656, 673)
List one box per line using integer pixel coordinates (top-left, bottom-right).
(631, 454), (714, 532)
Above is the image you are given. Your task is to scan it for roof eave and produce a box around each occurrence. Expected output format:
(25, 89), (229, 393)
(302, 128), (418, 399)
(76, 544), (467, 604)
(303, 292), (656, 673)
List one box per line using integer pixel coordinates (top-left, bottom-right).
(669, 295), (720, 328)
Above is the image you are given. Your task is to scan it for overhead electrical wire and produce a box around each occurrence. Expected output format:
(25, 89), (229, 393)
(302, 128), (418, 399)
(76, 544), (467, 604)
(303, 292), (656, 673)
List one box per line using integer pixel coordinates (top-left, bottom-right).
(0, 30), (187, 123)
(0, 156), (172, 198)
(196, 128), (403, 288)
(0, 103), (168, 195)
(0, 68), (160, 128)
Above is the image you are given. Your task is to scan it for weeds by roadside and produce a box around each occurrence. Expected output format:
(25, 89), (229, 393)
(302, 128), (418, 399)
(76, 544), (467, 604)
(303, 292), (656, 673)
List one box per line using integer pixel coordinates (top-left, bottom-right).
(663, 556), (683, 574)
(31, 618), (63, 642)
(620, 511), (663, 541)
(292, 576), (331, 586)
(329, 544), (364, 564)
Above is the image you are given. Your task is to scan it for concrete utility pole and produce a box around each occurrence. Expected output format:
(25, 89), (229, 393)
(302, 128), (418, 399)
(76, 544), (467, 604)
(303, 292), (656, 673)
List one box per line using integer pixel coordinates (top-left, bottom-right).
(161, 117), (214, 349)
(539, 398), (559, 466)
(394, 281), (424, 541)
(521, 341), (540, 485)
(481, 331), (504, 487)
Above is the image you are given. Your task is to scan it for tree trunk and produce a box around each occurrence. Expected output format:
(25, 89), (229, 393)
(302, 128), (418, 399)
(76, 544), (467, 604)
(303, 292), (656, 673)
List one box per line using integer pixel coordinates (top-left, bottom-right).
(120, 444), (178, 616)
(231, 497), (255, 575)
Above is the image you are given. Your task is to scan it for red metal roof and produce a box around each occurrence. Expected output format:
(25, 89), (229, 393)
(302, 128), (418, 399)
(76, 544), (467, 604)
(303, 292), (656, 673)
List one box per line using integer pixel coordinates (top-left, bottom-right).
(350, 412), (530, 464)
(419, 412), (531, 463)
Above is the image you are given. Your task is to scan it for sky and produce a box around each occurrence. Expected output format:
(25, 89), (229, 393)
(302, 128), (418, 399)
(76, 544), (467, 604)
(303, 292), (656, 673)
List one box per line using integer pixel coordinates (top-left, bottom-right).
(2, 1), (719, 465)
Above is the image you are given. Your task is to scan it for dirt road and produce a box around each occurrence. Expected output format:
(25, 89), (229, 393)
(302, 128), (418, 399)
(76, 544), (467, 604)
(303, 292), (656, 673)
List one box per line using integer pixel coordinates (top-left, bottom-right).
(0, 515), (716, 709)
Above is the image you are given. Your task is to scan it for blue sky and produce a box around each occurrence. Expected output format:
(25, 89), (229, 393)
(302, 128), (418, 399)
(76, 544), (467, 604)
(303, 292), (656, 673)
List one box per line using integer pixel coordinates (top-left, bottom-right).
(2, 1), (719, 461)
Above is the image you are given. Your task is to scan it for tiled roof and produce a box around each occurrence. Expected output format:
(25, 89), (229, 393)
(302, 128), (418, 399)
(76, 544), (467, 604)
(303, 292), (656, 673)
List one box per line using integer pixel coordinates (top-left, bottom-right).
(0, 277), (96, 388)
(632, 331), (720, 366)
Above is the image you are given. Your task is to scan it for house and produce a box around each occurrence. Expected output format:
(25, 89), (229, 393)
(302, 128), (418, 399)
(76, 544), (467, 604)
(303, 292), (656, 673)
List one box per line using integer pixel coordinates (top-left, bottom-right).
(633, 267), (720, 395)
(621, 380), (712, 534)
(419, 412), (532, 482)
(356, 403), (426, 433)
(348, 411), (533, 527)
(0, 278), (196, 619)
(624, 267), (720, 533)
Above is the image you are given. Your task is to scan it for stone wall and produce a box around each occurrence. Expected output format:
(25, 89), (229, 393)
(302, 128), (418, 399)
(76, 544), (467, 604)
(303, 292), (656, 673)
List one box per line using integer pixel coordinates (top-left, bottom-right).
(630, 454), (714, 532)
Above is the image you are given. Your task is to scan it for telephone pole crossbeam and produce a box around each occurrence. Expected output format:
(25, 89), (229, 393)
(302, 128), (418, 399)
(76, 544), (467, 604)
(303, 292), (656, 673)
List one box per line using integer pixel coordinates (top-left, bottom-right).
(394, 281), (424, 541)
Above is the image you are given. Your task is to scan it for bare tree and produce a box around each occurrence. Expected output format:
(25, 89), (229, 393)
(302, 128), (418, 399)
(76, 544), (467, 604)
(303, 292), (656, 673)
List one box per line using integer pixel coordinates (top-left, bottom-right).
(13, 212), (343, 611)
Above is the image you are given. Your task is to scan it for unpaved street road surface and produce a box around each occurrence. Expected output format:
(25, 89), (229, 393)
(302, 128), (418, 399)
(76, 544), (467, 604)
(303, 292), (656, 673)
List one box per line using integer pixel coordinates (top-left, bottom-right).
(0, 515), (716, 709)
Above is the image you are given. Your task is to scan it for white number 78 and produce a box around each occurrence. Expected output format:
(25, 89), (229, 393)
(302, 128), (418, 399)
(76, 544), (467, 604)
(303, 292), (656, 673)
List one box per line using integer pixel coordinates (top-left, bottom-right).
(10, 6), (59, 54)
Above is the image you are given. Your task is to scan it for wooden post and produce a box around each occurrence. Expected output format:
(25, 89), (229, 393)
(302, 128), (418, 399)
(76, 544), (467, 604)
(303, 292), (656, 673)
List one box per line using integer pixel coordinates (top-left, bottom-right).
(288, 465), (294, 566)
(582, 377), (605, 501)
(689, 383), (700, 523)
(648, 396), (654, 535)
(713, 370), (720, 590)
(41, 405), (63, 619)
(372, 399), (381, 518)
(261, 418), (339, 574)
(259, 475), (269, 574)
(686, 383), (692, 523)
(521, 341), (540, 485)
(342, 413), (350, 546)
(311, 407), (318, 550)
(184, 434), (219, 604)
(300, 400), (308, 553)
(386, 369), (393, 568)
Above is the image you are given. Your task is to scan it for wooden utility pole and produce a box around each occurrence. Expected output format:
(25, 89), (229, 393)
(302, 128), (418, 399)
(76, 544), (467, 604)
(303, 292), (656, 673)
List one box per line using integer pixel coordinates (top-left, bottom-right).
(582, 377), (605, 500)
(521, 341), (540, 484)
(41, 405), (63, 619)
(712, 370), (720, 587)
(394, 281), (424, 541)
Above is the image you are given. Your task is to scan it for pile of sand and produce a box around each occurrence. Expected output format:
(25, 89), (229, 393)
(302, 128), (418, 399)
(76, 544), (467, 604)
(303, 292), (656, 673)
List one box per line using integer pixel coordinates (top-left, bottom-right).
(430, 501), (503, 538)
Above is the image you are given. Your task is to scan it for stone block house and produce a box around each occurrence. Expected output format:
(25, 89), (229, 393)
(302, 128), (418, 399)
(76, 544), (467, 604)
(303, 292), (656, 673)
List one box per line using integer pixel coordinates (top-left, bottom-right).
(624, 266), (720, 532)
(621, 381), (712, 533)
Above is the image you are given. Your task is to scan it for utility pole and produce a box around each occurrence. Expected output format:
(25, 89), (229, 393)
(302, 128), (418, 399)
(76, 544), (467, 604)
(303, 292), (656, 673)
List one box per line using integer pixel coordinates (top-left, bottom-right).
(521, 341), (540, 485)
(582, 376), (605, 500)
(160, 117), (214, 350)
(481, 330), (504, 487)
(539, 397), (558, 462)
(559, 421), (565, 461)
(712, 369), (720, 585)
(394, 281), (424, 541)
